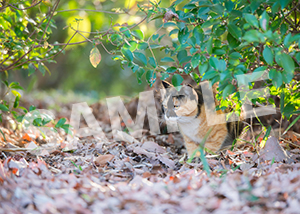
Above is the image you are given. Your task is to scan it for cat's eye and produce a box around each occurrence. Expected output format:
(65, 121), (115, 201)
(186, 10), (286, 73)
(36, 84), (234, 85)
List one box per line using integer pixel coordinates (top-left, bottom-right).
(174, 105), (179, 109)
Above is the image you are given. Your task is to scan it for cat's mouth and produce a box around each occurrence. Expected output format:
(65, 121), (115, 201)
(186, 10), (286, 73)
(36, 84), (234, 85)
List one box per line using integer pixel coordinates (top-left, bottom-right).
(164, 115), (179, 121)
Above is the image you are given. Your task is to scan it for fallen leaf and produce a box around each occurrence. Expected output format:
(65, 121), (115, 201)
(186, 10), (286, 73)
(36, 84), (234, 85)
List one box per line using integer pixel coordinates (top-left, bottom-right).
(141, 141), (166, 153)
(258, 136), (291, 162)
(95, 154), (114, 166)
(22, 133), (32, 141)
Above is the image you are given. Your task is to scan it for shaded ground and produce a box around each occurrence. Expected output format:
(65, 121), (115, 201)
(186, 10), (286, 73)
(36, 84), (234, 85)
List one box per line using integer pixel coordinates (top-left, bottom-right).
(0, 94), (300, 213)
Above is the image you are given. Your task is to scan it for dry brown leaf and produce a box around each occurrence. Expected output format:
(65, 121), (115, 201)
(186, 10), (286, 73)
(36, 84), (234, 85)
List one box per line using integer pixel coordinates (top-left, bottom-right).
(259, 136), (291, 163)
(95, 154), (114, 166)
(142, 171), (151, 178)
(141, 141), (166, 153)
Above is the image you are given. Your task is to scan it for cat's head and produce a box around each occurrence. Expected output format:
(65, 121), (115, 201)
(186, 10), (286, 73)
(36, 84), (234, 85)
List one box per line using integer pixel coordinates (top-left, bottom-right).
(161, 81), (203, 122)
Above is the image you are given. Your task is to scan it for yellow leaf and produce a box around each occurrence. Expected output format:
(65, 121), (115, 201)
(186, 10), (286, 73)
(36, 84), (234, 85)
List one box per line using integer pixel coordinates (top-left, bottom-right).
(89, 47), (101, 68)
(11, 90), (21, 97)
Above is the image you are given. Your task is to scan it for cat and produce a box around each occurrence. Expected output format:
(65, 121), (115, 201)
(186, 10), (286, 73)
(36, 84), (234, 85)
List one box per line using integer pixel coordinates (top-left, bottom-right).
(161, 81), (244, 157)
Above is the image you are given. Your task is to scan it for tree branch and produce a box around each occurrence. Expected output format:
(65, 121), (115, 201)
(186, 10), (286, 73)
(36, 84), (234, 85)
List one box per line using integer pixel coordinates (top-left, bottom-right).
(8, 0), (42, 10)
(56, 8), (126, 15)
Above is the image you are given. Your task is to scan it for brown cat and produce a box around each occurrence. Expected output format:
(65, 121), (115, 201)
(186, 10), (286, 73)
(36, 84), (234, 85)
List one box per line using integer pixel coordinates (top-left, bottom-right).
(161, 81), (243, 157)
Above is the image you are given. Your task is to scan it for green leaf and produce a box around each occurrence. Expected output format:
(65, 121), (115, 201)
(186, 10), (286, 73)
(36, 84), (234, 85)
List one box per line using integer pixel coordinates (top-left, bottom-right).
(218, 59), (226, 72)
(213, 48), (226, 55)
(178, 27), (189, 44)
(28, 63), (36, 76)
(0, 104), (9, 112)
(197, 7), (210, 17)
(121, 48), (133, 62)
(223, 84), (235, 99)
(138, 42), (148, 50)
(179, 56), (191, 65)
(158, 34), (165, 42)
(225, 1), (234, 11)
(148, 57), (156, 68)
(202, 70), (218, 80)
(211, 4), (224, 15)
(119, 27), (131, 38)
(13, 96), (20, 108)
(172, 74), (184, 87)
(193, 26), (203, 44)
(55, 118), (67, 128)
(273, 70), (283, 88)
(244, 14), (259, 28)
(160, 73), (169, 80)
(280, 91), (285, 113)
(199, 62), (208, 75)
(260, 11), (269, 31)
(283, 33), (292, 47)
(206, 37), (213, 54)
(166, 67), (177, 73)
(191, 53), (200, 68)
(280, 23), (288, 35)
(145, 70), (156, 86)
(263, 46), (274, 65)
(38, 62), (46, 76)
(190, 72), (200, 83)
(89, 47), (101, 68)
(161, 57), (175, 62)
(283, 103), (295, 119)
(209, 57), (219, 70)
(184, 63), (192, 74)
(0, 128), (6, 142)
(134, 52), (147, 65)
(110, 34), (122, 43)
(280, 0), (293, 9)
(152, 34), (159, 41)
(228, 24), (242, 40)
(124, 41), (137, 52)
(281, 53), (295, 78)
(131, 29), (144, 40)
(260, 126), (272, 148)
(112, 55), (123, 61)
(9, 82), (24, 90)
(229, 52), (242, 59)
(136, 67), (145, 84)
(2, 81), (8, 87)
(282, 114), (300, 136)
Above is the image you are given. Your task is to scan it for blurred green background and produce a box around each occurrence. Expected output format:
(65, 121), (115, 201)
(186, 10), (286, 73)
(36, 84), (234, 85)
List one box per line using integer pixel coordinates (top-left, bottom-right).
(11, 0), (173, 101)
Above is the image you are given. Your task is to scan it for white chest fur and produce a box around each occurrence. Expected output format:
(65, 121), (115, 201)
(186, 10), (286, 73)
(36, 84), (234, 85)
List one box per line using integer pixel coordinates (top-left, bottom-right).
(177, 116), (204, 143)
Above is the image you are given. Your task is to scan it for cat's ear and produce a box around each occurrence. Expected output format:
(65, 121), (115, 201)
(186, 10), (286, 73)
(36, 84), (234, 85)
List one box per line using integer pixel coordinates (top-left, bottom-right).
(181, 85), (198, 101)
(160, 81), (172, 99)
(162, 81), (173, 88)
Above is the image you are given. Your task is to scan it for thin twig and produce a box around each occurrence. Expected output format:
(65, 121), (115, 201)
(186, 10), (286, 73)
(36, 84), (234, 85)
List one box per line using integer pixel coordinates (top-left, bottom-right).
(8, 0), (42, 10)
(100, 42), (113, 54)
(77, 30), (93, 43)
(7, 31), (78, 71)
(38, 0), (60, 46)
(56, 8), (126, 14)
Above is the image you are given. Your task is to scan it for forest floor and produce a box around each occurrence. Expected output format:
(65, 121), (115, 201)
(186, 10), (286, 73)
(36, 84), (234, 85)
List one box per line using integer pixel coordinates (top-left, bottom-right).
(0, 93), (300, 214)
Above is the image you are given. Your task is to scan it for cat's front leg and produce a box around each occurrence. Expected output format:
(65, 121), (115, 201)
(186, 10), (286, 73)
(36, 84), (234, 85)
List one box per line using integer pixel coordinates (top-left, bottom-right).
(183, 137), (200, 158)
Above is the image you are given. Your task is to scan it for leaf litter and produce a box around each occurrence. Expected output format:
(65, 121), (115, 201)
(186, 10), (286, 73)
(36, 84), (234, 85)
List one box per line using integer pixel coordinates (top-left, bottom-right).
(0, 97), (300, 213)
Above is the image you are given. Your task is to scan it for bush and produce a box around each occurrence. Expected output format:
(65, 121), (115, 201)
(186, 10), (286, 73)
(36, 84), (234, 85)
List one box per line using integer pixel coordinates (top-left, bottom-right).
(107, 0), (300, 121)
